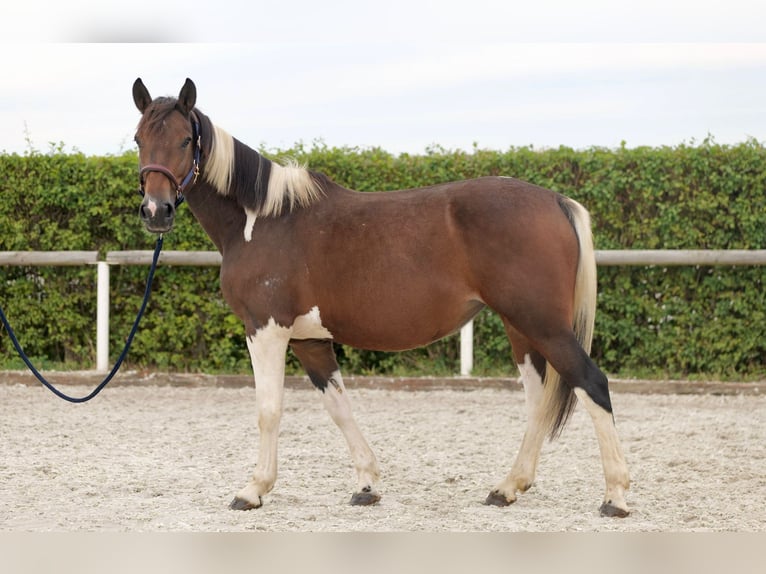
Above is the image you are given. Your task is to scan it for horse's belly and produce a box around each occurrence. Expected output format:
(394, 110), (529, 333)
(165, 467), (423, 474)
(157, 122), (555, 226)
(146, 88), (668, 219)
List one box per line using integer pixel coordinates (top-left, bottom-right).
(326, 298), (485, 352)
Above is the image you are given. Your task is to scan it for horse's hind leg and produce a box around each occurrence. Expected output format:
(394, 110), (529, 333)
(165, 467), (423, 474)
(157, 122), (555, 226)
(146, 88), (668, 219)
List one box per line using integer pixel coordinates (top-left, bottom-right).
(484, 318), (630, 516)
(290, 339), (381, 505)
(486, 327), (548, 506)
(573, 385), (631, 517)
(539, 333), (631, 517)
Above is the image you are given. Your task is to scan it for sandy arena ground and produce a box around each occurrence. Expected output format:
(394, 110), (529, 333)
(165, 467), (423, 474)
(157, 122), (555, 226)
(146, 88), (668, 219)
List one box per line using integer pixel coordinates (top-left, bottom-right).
(0, 373), (764, 532)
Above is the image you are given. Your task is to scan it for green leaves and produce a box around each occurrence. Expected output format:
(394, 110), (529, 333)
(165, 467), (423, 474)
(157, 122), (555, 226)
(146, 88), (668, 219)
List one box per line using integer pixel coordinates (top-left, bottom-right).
(1, 141), (764, 378)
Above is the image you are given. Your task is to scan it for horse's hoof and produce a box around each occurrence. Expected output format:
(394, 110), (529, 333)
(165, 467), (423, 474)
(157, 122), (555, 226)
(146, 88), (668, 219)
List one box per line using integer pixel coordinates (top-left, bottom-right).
(484, 490), (514, 507)
(350, 486), (381, 506)
(229, 495), (262, 511)
(599, 501), (630, 518)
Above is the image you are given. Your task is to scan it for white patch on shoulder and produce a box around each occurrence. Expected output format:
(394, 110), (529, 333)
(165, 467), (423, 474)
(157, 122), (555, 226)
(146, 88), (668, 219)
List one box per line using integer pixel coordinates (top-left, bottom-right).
(291, 306), (333, 340)
(244, 207), (258, 242)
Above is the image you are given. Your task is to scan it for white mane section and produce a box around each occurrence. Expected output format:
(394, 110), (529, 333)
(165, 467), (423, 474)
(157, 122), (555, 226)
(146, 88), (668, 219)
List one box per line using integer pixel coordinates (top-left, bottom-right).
(262, 160), (321, 218)
(204, 124), (235, 194)
(203, 123), (321, 220)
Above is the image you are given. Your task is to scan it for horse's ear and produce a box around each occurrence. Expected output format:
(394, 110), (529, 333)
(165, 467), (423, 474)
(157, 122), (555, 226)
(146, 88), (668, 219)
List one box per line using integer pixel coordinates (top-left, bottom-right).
(133, 78), (152, 113)
(177, 78), (197, 115)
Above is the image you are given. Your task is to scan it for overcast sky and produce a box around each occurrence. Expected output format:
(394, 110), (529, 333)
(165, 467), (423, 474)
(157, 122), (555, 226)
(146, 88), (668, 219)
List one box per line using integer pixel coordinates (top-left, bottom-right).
(3, 1), (766, 156)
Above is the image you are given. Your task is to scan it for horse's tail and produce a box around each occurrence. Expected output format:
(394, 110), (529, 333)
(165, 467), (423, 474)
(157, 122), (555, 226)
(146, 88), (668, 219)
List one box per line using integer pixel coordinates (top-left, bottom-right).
(540, 196), (598, 439)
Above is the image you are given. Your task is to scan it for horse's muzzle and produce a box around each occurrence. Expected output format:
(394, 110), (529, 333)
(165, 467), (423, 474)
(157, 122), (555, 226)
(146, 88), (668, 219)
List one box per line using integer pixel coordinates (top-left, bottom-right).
(139, 195), (175, 233)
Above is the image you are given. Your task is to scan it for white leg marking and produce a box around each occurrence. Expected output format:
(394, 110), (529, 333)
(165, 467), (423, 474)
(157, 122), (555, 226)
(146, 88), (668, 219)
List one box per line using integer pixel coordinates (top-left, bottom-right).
(234, 318), (291, 507)
(513, 355), (547, 486)
(492, 354), (547, 502)
(574, 387), (631, 515)
(321, 370), (380, 494)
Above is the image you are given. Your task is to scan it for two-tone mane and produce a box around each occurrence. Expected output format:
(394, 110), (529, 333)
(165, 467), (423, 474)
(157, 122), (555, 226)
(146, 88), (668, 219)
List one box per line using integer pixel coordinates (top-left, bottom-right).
(137, 96), (321, 240)
(200, 117), (322, 218)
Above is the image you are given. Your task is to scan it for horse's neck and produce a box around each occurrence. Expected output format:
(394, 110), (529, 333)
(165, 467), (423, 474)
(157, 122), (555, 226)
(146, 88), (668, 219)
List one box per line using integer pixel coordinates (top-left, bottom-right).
(184, 182), (245, 253)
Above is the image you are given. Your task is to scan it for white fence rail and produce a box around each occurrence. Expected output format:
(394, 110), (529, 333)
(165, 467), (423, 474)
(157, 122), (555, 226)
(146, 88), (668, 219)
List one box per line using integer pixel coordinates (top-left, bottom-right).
(2, 250), (766, 374)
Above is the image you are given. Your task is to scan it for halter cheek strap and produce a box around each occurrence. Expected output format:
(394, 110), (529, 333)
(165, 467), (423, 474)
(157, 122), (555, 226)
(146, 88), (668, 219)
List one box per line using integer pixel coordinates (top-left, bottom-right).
(138, 116), (201, 208)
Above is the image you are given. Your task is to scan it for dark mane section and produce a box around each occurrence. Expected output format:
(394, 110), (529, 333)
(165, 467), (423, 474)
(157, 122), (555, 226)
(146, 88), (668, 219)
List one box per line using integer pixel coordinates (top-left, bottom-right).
(231, 137), (272, 212)
(142, 97), (322, 218)
(206, 129), (322, 218)
(193, 108), (273, 210)
(195, 108), (215, 161)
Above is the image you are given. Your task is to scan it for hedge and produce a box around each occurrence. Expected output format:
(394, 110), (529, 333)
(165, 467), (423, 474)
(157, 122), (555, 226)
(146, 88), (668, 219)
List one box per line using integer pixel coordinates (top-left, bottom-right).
(1, 139), (764, 378)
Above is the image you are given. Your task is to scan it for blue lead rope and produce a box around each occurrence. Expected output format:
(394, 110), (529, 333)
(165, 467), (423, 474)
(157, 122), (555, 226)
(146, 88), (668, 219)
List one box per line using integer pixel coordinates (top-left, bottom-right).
(0, 235), (164, 403)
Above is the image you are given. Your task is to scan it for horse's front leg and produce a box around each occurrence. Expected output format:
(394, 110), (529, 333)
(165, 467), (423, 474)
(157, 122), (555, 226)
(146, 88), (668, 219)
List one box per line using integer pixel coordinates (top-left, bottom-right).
(230, 319), (291, 510)
(290, 339), (381, 505)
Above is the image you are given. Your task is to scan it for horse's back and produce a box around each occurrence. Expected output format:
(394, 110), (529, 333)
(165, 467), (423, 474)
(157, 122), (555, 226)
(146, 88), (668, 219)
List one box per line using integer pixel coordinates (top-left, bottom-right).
(277, 176), (580, 350)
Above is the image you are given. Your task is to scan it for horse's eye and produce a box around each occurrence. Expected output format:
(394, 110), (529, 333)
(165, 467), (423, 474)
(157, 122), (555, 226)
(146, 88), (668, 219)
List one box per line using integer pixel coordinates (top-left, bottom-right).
(134, 136), (142, 149)
(181, 136), (192, 149)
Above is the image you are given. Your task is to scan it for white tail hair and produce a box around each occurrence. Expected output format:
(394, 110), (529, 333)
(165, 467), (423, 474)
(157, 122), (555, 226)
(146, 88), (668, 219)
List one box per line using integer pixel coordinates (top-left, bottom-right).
(539, 197), (598, 438)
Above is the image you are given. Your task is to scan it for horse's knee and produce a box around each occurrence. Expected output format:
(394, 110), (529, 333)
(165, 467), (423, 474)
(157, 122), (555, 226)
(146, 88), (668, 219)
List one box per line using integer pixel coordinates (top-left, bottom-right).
(541, 339), (612, 416)
(257, 402), (282, 431)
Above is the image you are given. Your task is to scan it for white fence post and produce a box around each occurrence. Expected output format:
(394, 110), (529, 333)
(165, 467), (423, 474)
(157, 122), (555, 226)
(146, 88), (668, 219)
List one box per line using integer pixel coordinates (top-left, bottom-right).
(96, 262), (110, 372)
(460, 320), (474, 376)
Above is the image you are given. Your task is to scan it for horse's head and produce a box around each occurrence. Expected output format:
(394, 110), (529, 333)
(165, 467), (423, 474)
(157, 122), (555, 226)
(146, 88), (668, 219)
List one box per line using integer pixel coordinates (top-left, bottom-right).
(132, 77), (200, 233)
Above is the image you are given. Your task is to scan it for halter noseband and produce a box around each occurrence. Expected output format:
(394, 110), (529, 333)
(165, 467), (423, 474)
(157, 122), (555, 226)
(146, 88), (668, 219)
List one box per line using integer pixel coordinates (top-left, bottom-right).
(138, 115), (201, 208)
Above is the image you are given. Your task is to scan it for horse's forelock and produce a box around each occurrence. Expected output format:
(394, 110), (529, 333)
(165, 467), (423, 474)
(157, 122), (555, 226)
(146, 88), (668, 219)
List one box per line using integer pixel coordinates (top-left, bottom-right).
(137, 97), (178, 132)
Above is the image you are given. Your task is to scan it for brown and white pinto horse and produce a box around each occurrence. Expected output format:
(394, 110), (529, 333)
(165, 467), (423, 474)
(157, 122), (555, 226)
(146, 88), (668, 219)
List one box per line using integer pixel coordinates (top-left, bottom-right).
(132, 78), (630, 517)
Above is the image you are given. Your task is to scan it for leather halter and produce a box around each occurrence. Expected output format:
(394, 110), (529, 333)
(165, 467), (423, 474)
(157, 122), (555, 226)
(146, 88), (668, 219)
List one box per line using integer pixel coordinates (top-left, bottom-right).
(138, 114), (201, 208)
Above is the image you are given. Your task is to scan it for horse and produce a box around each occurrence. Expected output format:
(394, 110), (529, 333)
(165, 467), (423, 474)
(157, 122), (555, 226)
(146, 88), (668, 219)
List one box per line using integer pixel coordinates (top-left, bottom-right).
(131, 77), (630, 517)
